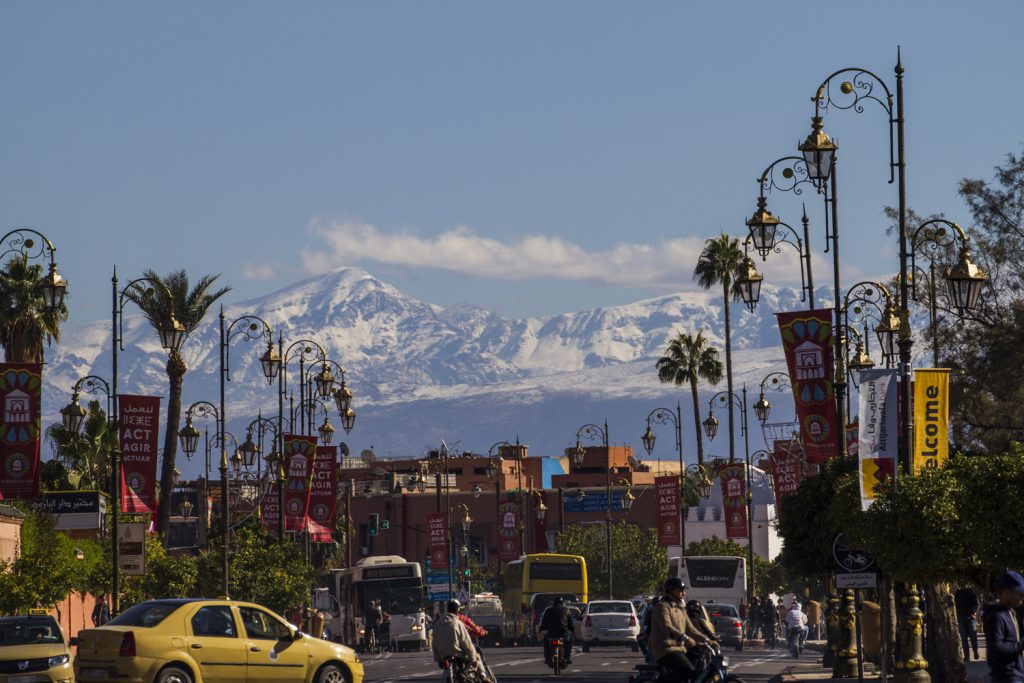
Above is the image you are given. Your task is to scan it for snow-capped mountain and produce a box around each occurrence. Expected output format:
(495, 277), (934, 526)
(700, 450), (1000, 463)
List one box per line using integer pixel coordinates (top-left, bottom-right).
(42, 267), (822, 475)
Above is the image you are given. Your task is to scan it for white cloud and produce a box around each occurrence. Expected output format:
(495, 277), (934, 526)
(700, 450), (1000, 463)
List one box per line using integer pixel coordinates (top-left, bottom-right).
(301, 217), (814, 292)
(242, 262), (278, 281)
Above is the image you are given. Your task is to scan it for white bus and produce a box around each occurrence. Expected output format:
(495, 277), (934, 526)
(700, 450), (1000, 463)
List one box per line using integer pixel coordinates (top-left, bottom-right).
(329, 555), (428, 652)
(669, 555), (747, 606)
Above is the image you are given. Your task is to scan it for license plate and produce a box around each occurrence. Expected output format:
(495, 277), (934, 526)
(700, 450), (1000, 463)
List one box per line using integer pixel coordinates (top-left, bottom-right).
(10, 675), (36, 683)
(80, 668), (108, 680)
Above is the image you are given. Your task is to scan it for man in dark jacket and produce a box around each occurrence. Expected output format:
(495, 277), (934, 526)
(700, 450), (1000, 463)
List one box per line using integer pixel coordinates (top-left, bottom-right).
(539, 596), (575, 666)
(982, 571), (1024, 683)
(955, 586), (981, 661)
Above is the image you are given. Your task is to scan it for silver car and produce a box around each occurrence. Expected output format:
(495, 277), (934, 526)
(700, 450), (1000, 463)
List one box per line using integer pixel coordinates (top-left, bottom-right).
(579, 600), (640, 651)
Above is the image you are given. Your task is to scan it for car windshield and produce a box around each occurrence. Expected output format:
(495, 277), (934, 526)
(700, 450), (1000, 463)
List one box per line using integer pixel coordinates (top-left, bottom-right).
(532, 594), (578, 613)
(588, 602), (633, 614)
(108, 602), (181, 627)
(0, 617), (63, 646)
(467, 601), (501, 616)
(706, 605), (739, 618)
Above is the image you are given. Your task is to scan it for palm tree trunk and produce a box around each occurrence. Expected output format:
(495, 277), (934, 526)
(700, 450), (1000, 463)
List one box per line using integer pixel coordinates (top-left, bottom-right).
(723, 282), (735, 462)
(157, 351), (186, 542)
(690, 376), (704, 466)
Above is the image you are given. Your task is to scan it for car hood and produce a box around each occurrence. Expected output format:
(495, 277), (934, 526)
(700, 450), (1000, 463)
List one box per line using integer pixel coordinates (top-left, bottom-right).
(302, 635), (358, 660)
(0, 643), (68, 658)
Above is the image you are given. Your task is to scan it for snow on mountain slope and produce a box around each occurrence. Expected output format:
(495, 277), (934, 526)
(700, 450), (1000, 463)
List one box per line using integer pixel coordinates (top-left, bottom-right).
(40, 267), (816, 470)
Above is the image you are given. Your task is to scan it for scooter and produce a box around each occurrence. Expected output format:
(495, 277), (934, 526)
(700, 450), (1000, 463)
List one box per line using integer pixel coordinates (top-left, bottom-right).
(546, 636), (570, 675)
(786, 627), (803, 658)
(628, 641), (745, 683)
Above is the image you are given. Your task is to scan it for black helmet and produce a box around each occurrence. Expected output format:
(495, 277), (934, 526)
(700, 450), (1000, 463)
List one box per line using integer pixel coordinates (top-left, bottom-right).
(553, 596), (565, 606)
(446, 599), (461, 614)
(665, 577), (686, 593)
(685, 599), (702, 616)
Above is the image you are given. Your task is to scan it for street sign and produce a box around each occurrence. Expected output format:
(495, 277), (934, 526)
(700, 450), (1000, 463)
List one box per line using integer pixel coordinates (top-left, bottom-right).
(118, 521), (146, 576)
(836, 572), (878, 589)
(832, 534), (874, 572)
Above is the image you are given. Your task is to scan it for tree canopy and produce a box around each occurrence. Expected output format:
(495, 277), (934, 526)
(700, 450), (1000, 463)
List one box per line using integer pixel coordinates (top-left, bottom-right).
(555, 521), (667, 599)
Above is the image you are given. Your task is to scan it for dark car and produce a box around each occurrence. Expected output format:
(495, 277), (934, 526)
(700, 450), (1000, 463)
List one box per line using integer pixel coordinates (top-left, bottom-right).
(704, 602), (744, 649)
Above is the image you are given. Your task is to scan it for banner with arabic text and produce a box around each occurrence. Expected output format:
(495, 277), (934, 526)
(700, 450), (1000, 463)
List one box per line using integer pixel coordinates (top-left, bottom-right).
(428, 512), (449, 569)
(719, 464), (747, 539)
(283, 434), (318, 532)
(119, 395), (161, 514)
(0, 364), (42, 499)
(656, 476), (681, 547)
(914, 369), (950, 474)
(858, 369), (898, 511)
(260, 481), (280, 532)
(769, 440), (802, 521)
(777, 310), (838, 462)
(307, 446), (337, 542)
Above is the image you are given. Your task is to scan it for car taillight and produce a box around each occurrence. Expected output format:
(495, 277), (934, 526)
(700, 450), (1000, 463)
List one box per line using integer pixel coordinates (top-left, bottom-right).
(629, 615), (637, 626)
(119, 632), (136, 657)
(732, 620), (742, 628)
(551, 639), (562, 646)
(584, 616), (592, 627)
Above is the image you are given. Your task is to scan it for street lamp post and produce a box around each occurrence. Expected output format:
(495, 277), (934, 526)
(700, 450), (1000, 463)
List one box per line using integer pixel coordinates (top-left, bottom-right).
(0, 228), (69, 311)
(641, 404), (693, 550)
(572, 421), (612, 599)
(110, 271), (185, 615)
(488, 440), (525, 555)
(703, 387), (755, 604)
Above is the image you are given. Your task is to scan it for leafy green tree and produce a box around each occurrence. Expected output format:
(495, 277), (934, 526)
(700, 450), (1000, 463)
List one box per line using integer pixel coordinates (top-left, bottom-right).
(655, 330), (723, 466)
(124, 270), (230, 542)
(0, 511), (79, 614)
(0, 256), (68, 363)
(196, 521), (315, 614)
(693, 234), (746, 462)
(555, 521), (666, 599)
(45, 400), (115, 492)
(38, 459), (73, 491)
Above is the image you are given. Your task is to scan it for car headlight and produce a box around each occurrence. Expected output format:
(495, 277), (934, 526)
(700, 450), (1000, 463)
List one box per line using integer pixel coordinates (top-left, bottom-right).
(410, 624), (423, 632)
(49, 654), (70, 667)
(358, 627), (365, 636)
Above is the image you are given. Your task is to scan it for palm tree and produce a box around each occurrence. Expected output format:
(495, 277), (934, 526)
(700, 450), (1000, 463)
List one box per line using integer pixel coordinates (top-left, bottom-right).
(693, 233), (746, 462)
(125, 270), (230, 540)
(0, 256), (68, 362)
(45, 399), (115, 492)
(655, 330), (723, 467)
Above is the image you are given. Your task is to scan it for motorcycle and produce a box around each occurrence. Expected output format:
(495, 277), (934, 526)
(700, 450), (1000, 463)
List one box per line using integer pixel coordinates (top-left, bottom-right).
(629, 641), (745, 683)
(546, 636), (570, 675)
(786, 627), (803, 659)
(439, 653), (497, 683)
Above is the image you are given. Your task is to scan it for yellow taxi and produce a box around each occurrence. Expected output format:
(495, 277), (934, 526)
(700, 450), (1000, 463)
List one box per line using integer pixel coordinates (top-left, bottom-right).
(0, 611), (74, 683)
(73, 599), (363, 683)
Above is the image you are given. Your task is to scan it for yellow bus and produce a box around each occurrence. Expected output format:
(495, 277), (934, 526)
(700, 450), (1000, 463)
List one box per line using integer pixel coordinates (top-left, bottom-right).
(500, 553), (587, 644)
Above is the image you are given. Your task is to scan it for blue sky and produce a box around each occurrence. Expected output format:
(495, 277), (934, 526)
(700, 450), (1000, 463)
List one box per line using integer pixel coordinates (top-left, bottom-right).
(2, 1), (1021, 324)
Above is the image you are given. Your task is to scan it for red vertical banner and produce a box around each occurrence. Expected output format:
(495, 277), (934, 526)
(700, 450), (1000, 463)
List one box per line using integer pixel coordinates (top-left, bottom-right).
(283, 434), (318, 531)
(260, 481), (280, 532)
(307, 446), (337, 542)
(769, 440), (803, 521)
(498, 503), (520, 561)
(428, 512), (448, 569)
(0, 364), (42, 499)
(656, 476), (681, 547)
(720, 464), (748, 539)
(777, 309), (839, 462)
(118, 395), (161, 514)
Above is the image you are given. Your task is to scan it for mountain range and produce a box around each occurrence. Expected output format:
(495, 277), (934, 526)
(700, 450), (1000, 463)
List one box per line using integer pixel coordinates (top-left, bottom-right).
(42, 267), (823, 476)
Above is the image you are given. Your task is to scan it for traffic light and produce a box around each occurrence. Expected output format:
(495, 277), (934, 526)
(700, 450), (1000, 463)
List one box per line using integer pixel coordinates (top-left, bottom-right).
(463, 568), (470, 577)
(368, 513), (379, 537)
(380, 519), (390, 530)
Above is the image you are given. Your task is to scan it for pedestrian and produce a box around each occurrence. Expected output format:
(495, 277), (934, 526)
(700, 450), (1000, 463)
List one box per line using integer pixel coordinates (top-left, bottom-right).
(748, 597), (762, 640)
(955, 585), (981, 661)
(91, 593), (110, 626)
(982, 570), (1024, 683)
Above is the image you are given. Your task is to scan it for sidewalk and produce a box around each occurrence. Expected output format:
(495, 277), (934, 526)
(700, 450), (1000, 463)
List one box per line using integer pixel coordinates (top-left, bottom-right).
(766, 640), (990, 683)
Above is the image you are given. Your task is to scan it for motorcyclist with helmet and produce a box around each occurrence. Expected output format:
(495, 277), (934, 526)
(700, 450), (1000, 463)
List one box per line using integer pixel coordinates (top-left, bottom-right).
(685, 599), (717, 641)
(538, 596), (576, 667)
(432, 599), (485, 679)
(649, 578), (717, 683)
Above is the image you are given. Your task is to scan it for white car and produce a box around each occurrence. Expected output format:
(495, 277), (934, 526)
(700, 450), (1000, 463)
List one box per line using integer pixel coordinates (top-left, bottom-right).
(579, 600), (641, 651)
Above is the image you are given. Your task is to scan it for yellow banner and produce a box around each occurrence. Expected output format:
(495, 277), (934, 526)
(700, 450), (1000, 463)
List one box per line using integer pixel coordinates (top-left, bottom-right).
(913, 369), (950, 473)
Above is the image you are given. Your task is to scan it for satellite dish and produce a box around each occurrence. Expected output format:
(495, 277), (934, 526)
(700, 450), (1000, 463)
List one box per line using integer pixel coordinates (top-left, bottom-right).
(627, 455), (641, 470)
(339, 442), (350, 457)
(360, 449), (376, 464)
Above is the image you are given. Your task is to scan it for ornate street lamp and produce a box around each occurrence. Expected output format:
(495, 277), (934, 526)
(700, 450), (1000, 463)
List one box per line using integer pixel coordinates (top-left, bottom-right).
(847, 337), (876, 387)
(753, 394), (771, 424)
(181, 499), (194, 521)
(641, 425), (656, 455)
(535, 497), (548, 521)
(572, 441), (586, 467)
(746, 196), (780, 258)
(177, 416), (202, 456)
(485, 457), (499, 480)
(341, 408), (357, 435)
(239, 432), (259, 469)
(318, 416), (335, 445)
(259, 341), (282, 383)
(472, 483), (482, 499)
(702, 413), (720, 441)
(945, 243), (988, 315)
(313, 363), (336, 398)
(874, 301), (901, 359)
(61, 391), (88, 433)
(798, 116), (837, 184)
(362, 483), (374, 499)
(333, 379), (354, 414)
(735, 258), (764, 312)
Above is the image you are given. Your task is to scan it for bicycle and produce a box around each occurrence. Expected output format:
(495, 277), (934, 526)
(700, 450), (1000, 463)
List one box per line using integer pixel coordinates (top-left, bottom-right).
(363, 624), (378, 655)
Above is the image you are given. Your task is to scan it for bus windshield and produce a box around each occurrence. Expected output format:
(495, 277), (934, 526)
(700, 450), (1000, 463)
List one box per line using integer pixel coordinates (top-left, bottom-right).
(356, 577), (424, 615)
